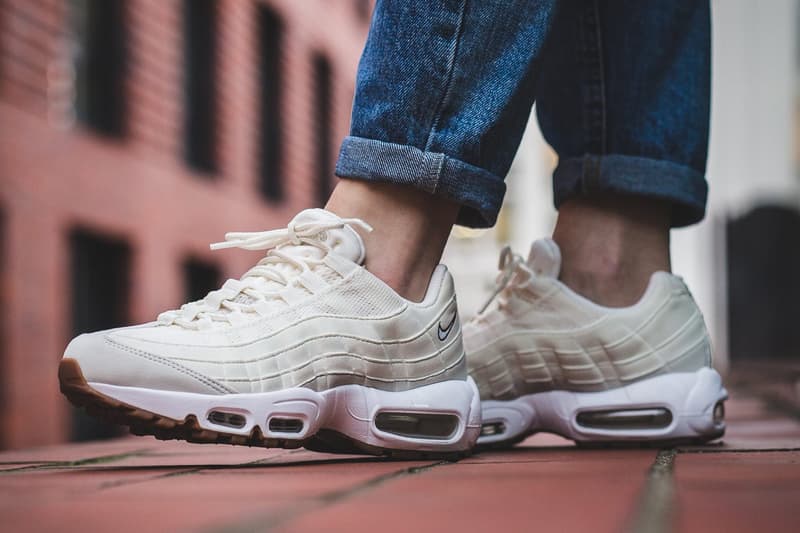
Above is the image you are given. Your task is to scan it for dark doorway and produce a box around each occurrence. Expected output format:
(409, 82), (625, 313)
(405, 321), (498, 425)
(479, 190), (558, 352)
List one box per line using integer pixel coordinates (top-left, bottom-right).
(69, 228), (131, 441)
(727, 205), (800, 361)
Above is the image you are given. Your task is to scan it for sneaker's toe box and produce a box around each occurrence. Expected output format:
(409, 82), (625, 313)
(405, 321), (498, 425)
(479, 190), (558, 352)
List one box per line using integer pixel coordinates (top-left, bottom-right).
(63, 331), (228, 394)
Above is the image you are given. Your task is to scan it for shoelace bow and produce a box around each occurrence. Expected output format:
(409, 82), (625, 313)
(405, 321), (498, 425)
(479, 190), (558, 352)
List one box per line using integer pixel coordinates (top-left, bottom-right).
(475, 245), (535, 316)
(158, 217), (373, 329)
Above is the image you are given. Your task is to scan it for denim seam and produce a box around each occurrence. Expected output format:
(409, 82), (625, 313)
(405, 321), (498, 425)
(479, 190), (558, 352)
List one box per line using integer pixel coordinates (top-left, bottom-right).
(581, 154), (601, 193)
(423, 0), (468, 151)
(579, 1), (607, 154)
(591, 0), (607, 152)
(428, 153), (445, 194)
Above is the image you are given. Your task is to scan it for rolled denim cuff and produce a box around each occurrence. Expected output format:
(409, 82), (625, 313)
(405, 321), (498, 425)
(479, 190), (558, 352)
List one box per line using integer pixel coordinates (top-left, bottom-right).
(335, 136), (506, 228)
(553, 154), (708, 228)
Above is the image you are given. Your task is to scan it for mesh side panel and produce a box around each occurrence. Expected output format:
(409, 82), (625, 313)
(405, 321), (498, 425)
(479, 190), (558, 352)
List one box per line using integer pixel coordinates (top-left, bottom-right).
(267, 270), (403, 323)
(320, 270), (403, 317)
(221, 269), (405, 341)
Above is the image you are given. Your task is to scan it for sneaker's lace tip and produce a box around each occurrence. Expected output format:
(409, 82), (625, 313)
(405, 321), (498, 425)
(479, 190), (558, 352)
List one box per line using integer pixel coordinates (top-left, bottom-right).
(344, 218), (373, 233)
(210, 236), (246, 250)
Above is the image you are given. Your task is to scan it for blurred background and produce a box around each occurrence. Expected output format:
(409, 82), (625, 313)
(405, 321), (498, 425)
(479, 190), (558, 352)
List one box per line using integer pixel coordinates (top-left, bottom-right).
(0, 0), (797, 450)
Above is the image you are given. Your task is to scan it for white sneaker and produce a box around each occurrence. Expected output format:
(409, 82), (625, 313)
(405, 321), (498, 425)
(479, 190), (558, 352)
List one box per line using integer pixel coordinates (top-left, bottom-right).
(465, 239), (727, 448)
(60, 209), (480, 457)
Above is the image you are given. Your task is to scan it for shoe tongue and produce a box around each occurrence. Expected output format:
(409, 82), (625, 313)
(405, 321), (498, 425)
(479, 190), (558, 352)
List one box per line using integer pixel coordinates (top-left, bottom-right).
(288, 208), (366, 265)
(229, 209), (365, 307)
(526, 238), (561, 278)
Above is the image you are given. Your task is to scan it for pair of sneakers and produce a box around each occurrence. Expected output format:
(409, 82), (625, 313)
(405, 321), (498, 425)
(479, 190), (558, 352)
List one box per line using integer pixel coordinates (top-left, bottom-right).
(60, 209), (727, 457)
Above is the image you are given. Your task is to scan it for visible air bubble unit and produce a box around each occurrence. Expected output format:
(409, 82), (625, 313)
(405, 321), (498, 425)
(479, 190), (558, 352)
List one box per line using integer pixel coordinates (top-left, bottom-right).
(713, 401), (725, 423)
(480, 421), (507, 437)
(268, 417), (304, 433)
(374, 412), (459, 440)
(208, 411), (246, 429)
(576, 408), (673, 430)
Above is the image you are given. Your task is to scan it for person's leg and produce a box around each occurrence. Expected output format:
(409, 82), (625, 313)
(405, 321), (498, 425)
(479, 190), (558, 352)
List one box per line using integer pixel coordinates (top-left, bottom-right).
(328, 0), (559, 301)
(536, 0), (711, 306)
(552, 195), (672, 306)
(326, 181), (459, 302)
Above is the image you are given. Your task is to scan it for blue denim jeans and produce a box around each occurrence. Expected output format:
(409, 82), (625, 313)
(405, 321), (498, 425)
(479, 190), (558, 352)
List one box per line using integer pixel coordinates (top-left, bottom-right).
(335, 0), (711, 228)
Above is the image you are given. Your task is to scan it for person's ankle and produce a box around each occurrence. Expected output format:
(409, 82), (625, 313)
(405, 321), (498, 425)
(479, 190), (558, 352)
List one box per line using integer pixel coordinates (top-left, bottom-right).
(325, 179), (459, 302)
(552, 194), (671, 307)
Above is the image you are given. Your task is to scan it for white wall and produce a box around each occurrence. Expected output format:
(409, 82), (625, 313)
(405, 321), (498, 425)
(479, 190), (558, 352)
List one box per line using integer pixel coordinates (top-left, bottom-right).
(673, 0), (799, 373)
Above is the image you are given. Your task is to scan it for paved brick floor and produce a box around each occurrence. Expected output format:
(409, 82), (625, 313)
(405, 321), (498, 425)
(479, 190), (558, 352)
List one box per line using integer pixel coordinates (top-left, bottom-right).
(1, 390), (798, 533)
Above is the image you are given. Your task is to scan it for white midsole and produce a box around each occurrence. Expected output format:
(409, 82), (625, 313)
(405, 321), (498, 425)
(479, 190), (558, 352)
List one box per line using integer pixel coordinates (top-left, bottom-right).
(90, 377), (482, 453)
(478, 367), (728, 445)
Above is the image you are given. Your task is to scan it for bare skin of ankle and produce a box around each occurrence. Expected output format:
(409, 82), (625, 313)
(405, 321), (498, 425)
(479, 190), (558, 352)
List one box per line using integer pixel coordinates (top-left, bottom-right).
(552, 195), (671, 307)
(325, 179), (459, 302)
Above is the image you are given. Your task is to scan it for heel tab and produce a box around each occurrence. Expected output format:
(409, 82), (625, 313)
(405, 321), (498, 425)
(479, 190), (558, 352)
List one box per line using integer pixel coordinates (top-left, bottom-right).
(417, 265), (455, 307)
(648, 271), (690, 295)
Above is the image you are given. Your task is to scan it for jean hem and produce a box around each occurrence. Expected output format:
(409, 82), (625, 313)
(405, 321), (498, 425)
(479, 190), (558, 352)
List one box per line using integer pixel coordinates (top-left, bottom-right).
(553, 154), (708, 227)
(335, 136), (506, 228)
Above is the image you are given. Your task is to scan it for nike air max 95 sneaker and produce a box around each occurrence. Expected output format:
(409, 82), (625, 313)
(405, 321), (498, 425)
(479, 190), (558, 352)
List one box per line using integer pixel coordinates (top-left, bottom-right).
(60, 209), (480, 457)
(465, 239), (727, 448)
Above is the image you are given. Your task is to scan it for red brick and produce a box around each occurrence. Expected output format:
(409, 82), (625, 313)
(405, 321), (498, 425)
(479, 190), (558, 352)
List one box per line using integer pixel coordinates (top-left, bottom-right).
(674, 451), (800, 533)
(720, 396), (773, 422)
(282, 449), (655, 533)
(0, 436), (152, 464)
(0, 463), (46, 472)
(0, 458), (425, 533)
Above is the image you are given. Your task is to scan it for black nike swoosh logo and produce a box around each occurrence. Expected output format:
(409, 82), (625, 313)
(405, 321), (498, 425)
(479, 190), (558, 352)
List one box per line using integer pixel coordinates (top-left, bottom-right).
(437, 310), (458, 341)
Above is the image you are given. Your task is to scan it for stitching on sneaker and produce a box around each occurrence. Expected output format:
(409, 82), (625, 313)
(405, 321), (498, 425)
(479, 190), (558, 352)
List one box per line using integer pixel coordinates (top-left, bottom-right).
(105, 337), (234, 394)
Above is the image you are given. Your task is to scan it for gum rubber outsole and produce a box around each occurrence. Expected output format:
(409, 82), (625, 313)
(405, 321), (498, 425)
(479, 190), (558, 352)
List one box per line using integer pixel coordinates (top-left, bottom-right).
(58, 358), (471, 461)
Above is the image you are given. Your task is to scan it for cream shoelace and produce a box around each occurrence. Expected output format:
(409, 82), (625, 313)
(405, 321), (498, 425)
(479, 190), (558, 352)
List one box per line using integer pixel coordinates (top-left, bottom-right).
(157, 217), (372, 329)
(474, 245), (535, 316)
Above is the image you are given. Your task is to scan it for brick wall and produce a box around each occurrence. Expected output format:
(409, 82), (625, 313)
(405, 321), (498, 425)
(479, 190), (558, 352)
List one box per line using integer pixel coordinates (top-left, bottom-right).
(0, 0), (371, 449)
